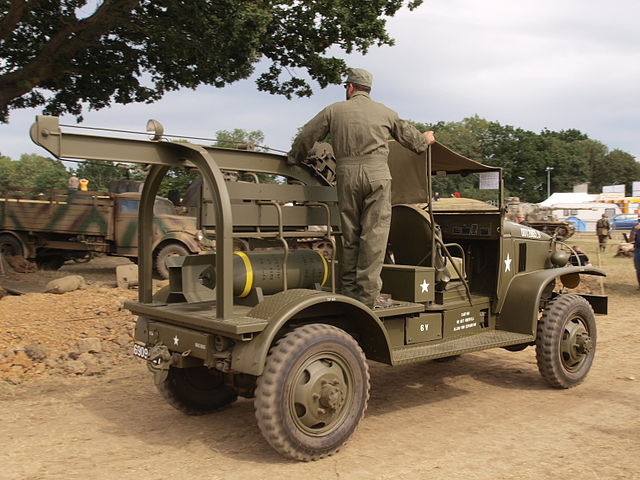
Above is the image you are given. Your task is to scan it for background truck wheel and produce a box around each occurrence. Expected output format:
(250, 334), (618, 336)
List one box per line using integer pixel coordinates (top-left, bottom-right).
(0, 234), (24, 257)
(254, 324), (370, 461)
(156, 366), (238, 415)
(154, 243), (189, 279)
(535, 294), (596, 389)
(36, 255), (65, 270)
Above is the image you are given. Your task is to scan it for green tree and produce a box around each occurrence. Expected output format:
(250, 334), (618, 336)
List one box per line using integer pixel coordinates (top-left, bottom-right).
(0, 153), (15, 187)
(0, 153), (69, 191)
(75, 161), (144, 192)
(590, 149), (640, 195)
(214, 128), (266, 151)
(407, 117), (626, 203)
(0, 0), (424, 122)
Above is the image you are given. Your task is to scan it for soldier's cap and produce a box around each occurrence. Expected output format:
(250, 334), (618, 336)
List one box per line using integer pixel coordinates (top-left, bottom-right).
(346, 68), (373, 88)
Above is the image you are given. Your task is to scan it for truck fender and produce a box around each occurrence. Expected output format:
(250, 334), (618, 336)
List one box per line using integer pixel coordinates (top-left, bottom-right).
(496, 266), (606, 336)
(231, 289), (392, 376)
(152, 232), (201, 255)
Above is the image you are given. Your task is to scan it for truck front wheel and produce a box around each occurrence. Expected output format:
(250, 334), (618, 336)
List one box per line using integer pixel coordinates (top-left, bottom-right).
(154, 243), (189, 279)
(157, 366), (238, 415)
(535, 294), (596, 388)
(254, 324), (370, 461)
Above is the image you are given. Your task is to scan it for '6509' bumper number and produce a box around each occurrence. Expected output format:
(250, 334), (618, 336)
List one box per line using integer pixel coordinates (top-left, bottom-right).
(133, 343), (149, 360)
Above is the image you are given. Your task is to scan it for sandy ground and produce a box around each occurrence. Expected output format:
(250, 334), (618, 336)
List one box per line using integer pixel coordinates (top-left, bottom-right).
(1, 238), (639, 480)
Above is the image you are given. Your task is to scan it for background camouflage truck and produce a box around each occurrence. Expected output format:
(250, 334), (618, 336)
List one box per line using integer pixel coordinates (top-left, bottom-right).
(31, 115), (607, 462)
(0, 187), (209, 277)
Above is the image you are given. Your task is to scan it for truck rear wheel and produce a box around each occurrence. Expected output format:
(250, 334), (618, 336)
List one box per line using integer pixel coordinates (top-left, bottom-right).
(0, 234), (23, 257)
(254, 324), (370, 461)
(535, 294), (596, 389)
(157, 366), (237, 415)
(154, 243), (189, 279)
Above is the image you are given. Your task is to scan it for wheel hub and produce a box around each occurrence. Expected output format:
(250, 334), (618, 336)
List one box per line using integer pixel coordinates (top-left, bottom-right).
(575, 332), (593, 355)
(561, 318), (592, 370)
(319, 380), (346, 411)
(290, 354), (353, 436)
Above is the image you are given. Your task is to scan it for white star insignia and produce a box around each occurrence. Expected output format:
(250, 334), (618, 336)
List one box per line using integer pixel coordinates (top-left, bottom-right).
(173, 335), (179, 346)
(504, 253), (512, 272)
(420, 279), (430, 293)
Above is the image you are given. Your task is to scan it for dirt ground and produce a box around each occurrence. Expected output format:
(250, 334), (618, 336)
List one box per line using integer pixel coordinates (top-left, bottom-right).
(1, 236), (639, 480)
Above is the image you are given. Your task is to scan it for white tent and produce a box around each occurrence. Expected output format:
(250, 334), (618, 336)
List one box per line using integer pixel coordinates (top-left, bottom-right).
(539, 192), (597, 207)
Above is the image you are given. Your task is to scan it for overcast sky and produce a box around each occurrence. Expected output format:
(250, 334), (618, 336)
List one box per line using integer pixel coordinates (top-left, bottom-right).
(1, 0), (639, 163)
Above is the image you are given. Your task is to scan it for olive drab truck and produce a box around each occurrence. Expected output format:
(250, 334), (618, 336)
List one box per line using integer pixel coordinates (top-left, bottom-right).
(0, 186), (209, 278)
(30, 116), (607, 461)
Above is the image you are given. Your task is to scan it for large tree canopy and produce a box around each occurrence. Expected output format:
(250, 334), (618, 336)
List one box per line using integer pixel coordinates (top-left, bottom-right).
(0, 0), (423, 122)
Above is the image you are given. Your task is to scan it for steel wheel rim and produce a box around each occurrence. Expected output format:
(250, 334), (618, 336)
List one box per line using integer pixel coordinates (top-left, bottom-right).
(560, 315), (592, 372)
(289, 351), (354, 437)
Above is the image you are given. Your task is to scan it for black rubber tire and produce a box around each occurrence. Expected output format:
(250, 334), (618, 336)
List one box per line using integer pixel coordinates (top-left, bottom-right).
(503, 343), (530, 352)
(36, 255), (65, 270)
(254, 324), (370, 461)
(0, 234), (24, 257)
(154, 243), (189, 279)
(156, 366), (237, 415)
(535, 294), (597, 389)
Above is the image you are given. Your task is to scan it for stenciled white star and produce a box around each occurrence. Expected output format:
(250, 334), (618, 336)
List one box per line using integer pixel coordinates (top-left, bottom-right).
(420, 279), (430, 293)
(173, 335), (179, 346)
(504, 253), (512, 272)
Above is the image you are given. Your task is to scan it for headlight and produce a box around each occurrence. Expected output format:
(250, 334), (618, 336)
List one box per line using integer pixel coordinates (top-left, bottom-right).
(550, 250), (569, 267)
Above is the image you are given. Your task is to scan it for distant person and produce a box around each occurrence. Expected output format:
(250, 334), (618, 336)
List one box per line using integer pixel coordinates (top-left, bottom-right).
(68, 173), (79, 191)
(79, 178), (89, 191)
(452, 191), (461, 198)
(569, 246), (591, 266)
(630, 216), (640, 290)
(595, 214), (610, 252)
(433, 191), (440, 201)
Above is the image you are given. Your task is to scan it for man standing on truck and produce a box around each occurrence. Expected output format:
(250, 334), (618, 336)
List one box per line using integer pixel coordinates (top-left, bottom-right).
(596, 214), (610, 252)
(288, 68), (435, 308)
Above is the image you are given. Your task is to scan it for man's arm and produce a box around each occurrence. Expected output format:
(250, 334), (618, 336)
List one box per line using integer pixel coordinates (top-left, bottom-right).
(288, 109), (330, 165)
(390, 117), (435, 155)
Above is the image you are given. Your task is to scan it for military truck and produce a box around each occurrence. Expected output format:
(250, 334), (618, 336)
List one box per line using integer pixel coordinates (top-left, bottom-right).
(505, 197), (576, 240)
(0, 186), (209, 277)
(31, 116), (606, 461)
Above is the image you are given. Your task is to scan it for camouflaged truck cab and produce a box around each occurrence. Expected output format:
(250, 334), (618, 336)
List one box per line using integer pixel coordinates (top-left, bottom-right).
(30, 116), (607, 461)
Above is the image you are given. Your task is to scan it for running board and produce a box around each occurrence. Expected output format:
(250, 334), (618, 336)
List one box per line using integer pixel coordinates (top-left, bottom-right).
(392, 330), (535, 365)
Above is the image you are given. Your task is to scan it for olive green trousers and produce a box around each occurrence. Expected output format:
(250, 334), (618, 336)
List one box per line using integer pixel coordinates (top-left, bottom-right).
(337, 162), (391, 308)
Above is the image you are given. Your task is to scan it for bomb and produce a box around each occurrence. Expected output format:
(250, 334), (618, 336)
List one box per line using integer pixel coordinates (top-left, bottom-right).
(200, 249), (329, 297)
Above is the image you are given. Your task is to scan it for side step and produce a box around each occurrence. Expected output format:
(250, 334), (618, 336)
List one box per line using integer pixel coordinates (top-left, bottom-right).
(392, 330), (535, 365)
